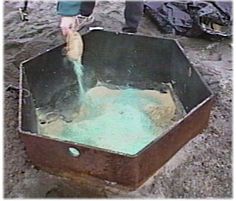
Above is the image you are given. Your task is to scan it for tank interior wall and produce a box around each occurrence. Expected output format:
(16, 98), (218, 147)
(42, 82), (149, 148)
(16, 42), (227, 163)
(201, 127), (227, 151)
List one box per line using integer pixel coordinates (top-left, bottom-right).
(169, 41), (212, 113)
(21, 30), (211, 133)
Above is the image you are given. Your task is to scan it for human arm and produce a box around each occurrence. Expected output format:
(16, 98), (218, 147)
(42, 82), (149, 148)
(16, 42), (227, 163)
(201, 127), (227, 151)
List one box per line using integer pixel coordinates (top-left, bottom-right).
(57, 1), (81, 36)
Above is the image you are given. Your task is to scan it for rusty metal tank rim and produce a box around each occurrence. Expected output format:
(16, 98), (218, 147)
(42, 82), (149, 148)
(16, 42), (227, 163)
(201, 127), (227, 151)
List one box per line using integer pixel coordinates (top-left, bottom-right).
(18, 92), (213, 158)
(18, 30), (214, 188)
(18, 30), (214, 157)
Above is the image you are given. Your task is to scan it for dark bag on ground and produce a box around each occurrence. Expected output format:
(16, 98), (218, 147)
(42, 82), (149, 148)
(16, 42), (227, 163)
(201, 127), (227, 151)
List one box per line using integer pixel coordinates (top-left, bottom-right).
(144, 1), (232, 39)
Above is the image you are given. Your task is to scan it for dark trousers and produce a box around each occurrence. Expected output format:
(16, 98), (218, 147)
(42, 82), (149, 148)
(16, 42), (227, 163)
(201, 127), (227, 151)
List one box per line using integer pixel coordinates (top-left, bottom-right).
(80, 1), (143, 29)
(80, 1), (96, 17)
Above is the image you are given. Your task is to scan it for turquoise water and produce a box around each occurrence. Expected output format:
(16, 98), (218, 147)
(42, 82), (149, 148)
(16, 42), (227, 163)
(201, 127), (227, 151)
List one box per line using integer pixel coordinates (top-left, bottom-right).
(62, 104), (159, 155)
(54, 86), (163, 155)
(40, 61), (170, 155)
(72, 60), (85, 102)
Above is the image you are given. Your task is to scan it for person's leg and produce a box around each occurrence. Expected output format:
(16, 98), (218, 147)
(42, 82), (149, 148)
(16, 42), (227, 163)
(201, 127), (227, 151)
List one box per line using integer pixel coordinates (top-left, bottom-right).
(123, 1), (144, 33)
(76, 1), (96, 30)
(79, 0), (96, 17)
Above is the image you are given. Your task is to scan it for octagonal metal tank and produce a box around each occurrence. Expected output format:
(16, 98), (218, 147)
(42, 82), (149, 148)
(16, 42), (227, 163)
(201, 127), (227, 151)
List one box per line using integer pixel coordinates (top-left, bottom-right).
(19, 30), (214, 189)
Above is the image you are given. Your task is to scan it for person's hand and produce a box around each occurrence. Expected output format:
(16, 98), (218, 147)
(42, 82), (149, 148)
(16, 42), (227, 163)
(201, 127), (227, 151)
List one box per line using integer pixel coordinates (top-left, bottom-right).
(60, 16), (77, 36)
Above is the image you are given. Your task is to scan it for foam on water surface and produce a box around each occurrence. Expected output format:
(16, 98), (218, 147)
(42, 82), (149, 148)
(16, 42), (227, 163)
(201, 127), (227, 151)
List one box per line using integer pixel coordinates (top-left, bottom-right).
(38, 84), (181, 155)
(37, 60), (182, 155)
(59, 87), (163, 155)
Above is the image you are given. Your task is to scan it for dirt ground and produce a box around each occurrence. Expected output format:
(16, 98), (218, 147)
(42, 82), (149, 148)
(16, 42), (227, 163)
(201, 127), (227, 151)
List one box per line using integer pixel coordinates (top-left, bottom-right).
(4, 0), (232, 198)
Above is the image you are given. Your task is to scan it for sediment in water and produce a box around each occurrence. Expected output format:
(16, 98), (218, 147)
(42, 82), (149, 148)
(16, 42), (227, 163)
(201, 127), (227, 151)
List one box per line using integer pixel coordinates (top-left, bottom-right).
(37, 82), (185, 155)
